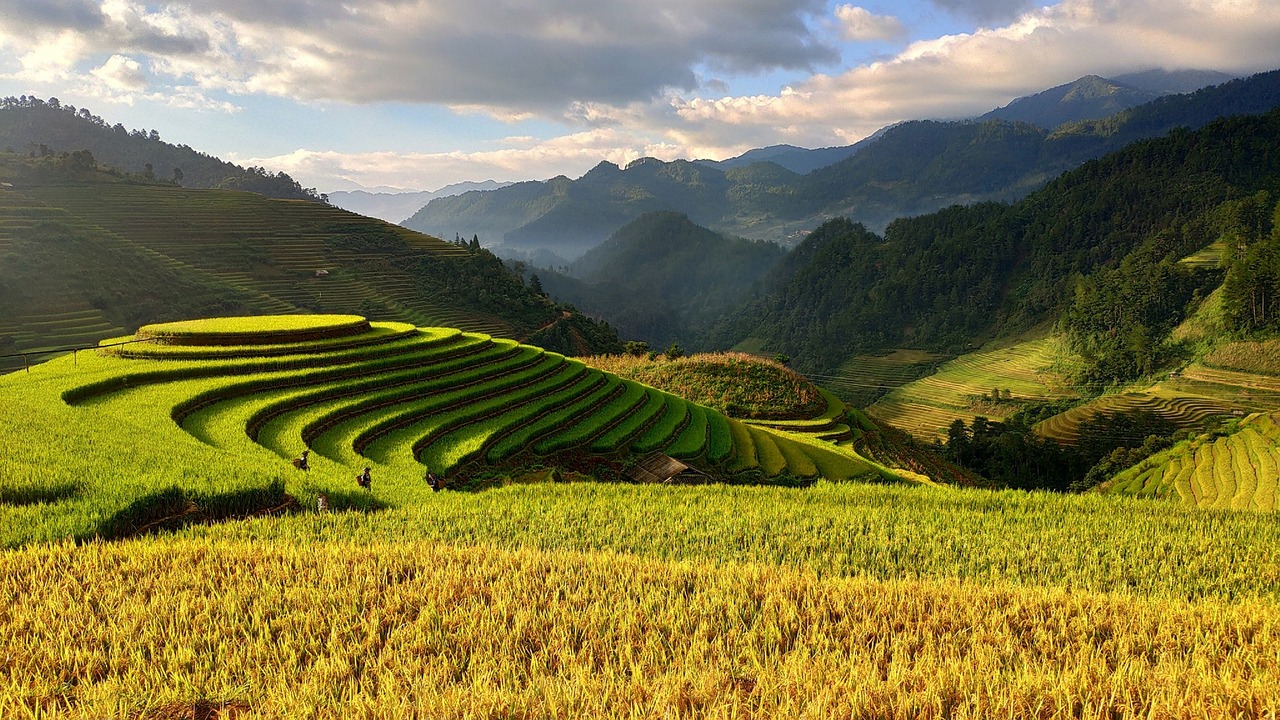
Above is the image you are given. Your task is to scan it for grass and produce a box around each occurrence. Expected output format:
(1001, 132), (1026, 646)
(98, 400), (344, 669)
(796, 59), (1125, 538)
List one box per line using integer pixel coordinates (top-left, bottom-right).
(583, 352), (824, 419)
(137, 314), (370, 343)
(1034, 390), (1238, 444)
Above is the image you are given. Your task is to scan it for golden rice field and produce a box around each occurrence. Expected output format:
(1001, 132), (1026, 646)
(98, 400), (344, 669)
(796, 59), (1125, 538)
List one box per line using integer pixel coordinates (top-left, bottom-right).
(5, 533), (1280, 720)
(866, 338), (1076, 441)
(1033, 389), (1238, 444)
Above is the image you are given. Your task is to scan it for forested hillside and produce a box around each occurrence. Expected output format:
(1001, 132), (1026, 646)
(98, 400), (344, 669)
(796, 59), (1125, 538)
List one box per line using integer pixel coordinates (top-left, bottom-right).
(718, 109), (1280, 374)
(535, 212), (785, 347)
(0, 96), (324, 201)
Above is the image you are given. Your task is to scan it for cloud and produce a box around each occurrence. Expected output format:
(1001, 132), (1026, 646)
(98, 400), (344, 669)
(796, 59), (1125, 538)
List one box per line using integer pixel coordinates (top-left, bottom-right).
(640, 0), (1280, 152)
(0, 0), (837, 113)
(232, 128), (689, 192)
(835, 6), (906, 41)
(930, 0), (1035, 25)
(0, 0), (105, 33)
(90, 54), (146, 91)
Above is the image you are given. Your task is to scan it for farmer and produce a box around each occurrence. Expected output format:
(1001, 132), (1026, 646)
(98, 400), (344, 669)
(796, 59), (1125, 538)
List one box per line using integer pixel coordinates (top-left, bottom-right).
(356, 466), (372, 491)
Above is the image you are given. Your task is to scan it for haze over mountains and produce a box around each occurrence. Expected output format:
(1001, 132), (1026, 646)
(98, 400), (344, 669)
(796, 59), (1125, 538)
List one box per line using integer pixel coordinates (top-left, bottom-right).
(327, 181), (513, 223)
(405, 69), (1265, 265)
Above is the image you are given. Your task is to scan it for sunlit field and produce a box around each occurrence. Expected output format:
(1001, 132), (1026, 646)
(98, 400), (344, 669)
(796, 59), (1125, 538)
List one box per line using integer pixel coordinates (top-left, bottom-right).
(2, 316), (1279, 718)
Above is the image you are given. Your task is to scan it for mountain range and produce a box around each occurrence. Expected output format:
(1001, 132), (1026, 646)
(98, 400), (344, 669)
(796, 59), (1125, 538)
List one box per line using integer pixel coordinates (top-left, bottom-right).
(405, 69), (1267, 264)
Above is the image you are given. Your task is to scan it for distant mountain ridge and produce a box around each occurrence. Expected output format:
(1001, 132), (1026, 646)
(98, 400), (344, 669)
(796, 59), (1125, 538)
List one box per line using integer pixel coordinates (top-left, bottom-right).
(405, 69), (1280, 262)
(329, 180), (511, 223)
(713, 107), (1280, 372)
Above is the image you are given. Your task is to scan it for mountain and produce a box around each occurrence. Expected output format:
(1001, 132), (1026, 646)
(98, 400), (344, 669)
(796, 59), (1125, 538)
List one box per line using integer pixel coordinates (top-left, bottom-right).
(980, 75), (1159, 129)
(0, 152), (621, 368)
(1113, 68), (1236, 95)
(981, 71), (1237, 129)
(328, 180), (512, 223)
(405, 69), (1280, 262)
(0, 96), (323, 201)
(714, 107), (1280, 373)
(409, 158), (743, 262)
(696, 143), (867, 175)
(534, 211), (785, 347)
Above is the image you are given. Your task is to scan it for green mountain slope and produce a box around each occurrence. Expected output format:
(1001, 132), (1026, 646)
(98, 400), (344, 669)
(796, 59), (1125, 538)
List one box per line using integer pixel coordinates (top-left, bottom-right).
(980, 75), (1159, 129)
(538, 211), (784, 346)
(0, 154), (619, 370)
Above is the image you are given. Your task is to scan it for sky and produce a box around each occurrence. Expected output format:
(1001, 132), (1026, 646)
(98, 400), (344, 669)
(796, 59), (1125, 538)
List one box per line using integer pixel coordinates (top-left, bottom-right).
(2, 0), (1280, 193)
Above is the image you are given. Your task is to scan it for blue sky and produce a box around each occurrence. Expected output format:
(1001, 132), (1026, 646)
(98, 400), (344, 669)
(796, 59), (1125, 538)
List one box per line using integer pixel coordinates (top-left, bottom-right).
(2, 0), (1279, 192)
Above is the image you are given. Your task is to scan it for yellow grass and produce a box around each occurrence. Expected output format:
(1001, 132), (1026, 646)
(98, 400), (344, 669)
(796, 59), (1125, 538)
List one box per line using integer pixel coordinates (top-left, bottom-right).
(3, 537), (1280, 719)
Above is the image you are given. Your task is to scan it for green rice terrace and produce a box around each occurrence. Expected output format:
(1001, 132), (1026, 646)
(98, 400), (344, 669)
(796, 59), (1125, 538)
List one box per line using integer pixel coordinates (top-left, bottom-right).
(0, 314), (916, 547)
(1102, 411), (1280, 510)
(0, 162), (579, 372)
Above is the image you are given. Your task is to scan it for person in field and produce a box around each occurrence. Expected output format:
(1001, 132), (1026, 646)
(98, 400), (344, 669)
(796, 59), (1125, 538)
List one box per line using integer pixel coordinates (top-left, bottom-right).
(426, 468), (442, 492)
(356, 466), (372, 491)
(292, 450), (310, 471)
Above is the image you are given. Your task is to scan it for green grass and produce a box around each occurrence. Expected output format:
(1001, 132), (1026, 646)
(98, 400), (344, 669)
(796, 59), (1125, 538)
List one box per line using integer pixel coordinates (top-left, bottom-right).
(0, 314), (907, 546)
(587, 389), (666, 453)
(137, 314), (370, 343)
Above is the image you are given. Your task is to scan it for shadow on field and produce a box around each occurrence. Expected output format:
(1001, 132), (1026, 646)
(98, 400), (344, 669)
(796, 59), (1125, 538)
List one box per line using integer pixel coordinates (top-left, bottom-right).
(0, 482), (82, 506)
(139, 699), (251, 720)
(101, 480), (309, 540)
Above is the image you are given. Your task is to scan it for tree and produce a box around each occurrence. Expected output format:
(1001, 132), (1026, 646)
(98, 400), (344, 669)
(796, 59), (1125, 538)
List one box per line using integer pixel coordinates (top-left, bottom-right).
(528, 273), (544, 296)
(172, 167), (184, 184)
(143, 163), (154, 179)
(664, 343), (684, 360)
(624, 340), (648, 357)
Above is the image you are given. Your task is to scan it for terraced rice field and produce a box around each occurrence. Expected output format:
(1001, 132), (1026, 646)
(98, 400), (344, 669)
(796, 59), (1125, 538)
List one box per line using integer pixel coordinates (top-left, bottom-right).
(866, 338), (1075, 440)
(0, 182), (517, 370)
(816, 349), (946, 407)
(1104, 411), (1280, 510)
(0, 314), (904, 546)
(1034, 391), (1239, 444)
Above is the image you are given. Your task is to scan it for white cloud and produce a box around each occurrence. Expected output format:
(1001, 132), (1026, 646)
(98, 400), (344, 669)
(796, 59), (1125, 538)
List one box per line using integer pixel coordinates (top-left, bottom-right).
(0, 0), (836, 114)
(638, 0), (1280, 152)
(231, 128), (707, 192)
(90, 54), (146, 91)
(835, 6), (905, 41)
(3, 0), (1278, 192)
